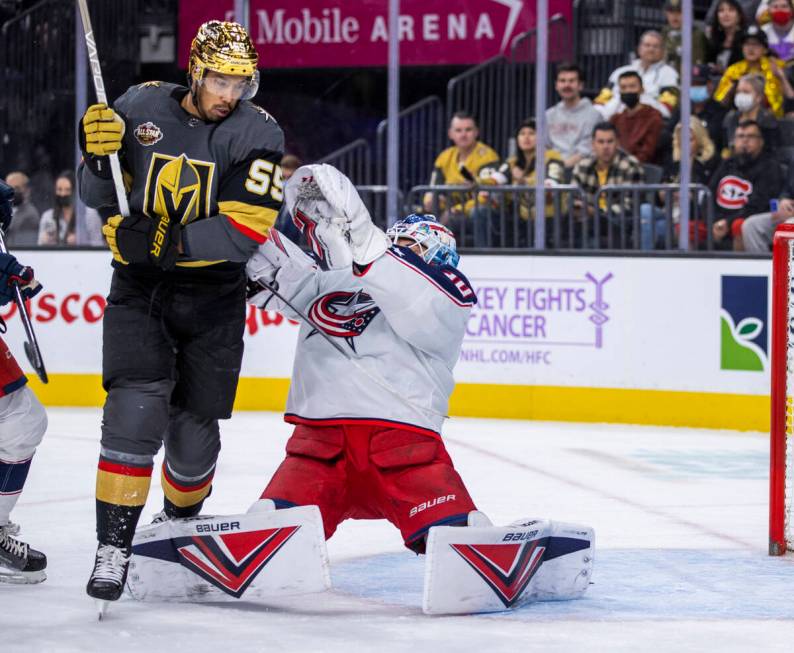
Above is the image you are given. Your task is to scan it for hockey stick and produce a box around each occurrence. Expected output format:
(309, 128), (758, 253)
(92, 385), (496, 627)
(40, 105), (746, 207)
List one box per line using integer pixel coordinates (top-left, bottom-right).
(76, 0), (130, 217)
(253, 277), (447, 422)
(0, 230), (48, 383)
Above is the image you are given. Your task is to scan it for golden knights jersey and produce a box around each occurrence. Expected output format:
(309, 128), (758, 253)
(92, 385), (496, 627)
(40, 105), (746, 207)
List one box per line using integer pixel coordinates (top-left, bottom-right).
(78, 81), (284, 269)
(254, 230), (477, 437)
(429, 141), (500, 185)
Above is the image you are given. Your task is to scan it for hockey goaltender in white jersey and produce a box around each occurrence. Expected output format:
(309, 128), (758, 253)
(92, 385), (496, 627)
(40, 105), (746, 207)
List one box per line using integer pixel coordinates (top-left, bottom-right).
(127, 164), (595, 616)
(254, 221), (473, 435)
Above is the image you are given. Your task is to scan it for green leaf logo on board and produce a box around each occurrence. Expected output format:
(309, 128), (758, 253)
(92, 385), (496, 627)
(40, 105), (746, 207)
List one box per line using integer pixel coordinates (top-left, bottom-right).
(720, 276), (768, 372)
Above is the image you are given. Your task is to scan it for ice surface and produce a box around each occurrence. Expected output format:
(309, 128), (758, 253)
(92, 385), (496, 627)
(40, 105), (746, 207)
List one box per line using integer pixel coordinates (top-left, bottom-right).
(2, 409), (793, 652)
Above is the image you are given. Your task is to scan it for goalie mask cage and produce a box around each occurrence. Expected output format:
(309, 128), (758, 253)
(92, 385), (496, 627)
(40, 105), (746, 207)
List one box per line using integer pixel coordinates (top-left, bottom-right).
(771, 223), (794, 554)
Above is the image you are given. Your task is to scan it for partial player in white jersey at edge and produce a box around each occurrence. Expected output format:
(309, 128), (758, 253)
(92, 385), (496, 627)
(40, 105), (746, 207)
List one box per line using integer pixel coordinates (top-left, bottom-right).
(0, 179), (48, 584)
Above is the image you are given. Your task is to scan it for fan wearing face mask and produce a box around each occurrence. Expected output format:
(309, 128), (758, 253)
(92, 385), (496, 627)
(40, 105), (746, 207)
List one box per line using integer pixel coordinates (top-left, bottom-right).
(759, 0), (794, 60)
(36, 171), (103, 246)
(714, 25), (794, 117)
(722, 73), (780, 153)
(609, 71), (664, 163)
(659, 64), (728, 156)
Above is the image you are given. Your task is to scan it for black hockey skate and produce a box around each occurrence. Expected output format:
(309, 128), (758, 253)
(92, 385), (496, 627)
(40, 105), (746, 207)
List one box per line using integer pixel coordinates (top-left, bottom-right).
(86, 543), (131, 617)
(0, 523), (47, 584)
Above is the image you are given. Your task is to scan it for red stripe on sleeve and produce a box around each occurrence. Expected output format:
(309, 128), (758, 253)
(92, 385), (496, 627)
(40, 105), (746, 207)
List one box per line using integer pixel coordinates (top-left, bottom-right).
(225, 215), (268, 244)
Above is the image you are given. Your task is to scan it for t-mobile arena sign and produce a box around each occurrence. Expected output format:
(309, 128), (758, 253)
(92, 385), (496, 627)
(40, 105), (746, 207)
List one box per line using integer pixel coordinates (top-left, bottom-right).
(178, 0), (573, 68)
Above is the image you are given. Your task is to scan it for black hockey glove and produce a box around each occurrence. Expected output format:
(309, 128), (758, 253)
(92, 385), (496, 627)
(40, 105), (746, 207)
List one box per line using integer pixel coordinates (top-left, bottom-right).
(102, 213), (181, 270)
(0, 252), (42, 306)
(0, 179), (13, 231)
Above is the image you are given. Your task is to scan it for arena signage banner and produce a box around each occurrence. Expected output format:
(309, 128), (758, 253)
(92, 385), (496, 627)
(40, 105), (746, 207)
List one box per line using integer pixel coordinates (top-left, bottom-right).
(0, 251), (772, 429)
(177, 0), (573, 68)
(455, 255), (771, 397)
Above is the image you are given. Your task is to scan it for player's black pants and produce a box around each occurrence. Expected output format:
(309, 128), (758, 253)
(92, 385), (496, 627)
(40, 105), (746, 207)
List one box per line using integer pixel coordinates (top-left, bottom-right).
(96, 265), (246, 548)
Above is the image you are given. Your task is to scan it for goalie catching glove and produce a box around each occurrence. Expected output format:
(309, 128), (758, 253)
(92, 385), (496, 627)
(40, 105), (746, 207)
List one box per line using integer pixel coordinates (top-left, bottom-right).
(102, 213), (181, 270)
(285, 163), (391, 266)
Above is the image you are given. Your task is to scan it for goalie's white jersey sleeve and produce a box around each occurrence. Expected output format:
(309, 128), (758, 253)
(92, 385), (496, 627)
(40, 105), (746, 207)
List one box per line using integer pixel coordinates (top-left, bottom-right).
(268, 243), (476, 435)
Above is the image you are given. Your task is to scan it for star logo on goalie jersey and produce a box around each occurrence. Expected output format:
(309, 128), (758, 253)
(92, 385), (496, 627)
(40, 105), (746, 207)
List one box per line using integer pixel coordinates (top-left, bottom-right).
(450, 540), (546, 608)
(307, 290), (380, 352)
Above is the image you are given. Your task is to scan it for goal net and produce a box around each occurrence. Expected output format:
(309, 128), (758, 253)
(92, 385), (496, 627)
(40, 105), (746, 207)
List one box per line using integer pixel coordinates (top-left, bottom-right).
(771, 223), (794, 554)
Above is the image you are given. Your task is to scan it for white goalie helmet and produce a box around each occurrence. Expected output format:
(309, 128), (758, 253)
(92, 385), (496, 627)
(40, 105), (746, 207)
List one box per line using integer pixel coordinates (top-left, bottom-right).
(386, 214), (459, 267)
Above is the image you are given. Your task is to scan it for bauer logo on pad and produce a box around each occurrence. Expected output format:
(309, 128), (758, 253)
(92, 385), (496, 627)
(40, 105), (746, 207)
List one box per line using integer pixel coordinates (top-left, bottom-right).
(720, 275), (768, 372)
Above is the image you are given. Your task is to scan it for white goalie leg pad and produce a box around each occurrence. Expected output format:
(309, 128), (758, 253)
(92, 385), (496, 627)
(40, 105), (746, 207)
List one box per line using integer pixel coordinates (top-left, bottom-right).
(127, 505), (330, 602)
(422, 518), (594, 615)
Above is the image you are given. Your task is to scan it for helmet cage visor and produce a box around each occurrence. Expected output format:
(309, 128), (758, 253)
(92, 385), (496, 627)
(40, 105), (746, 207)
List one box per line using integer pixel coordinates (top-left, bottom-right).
(386, 220), (459, 267)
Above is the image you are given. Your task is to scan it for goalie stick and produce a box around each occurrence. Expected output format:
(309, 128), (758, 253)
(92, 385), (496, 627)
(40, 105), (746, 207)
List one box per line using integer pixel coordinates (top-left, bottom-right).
(0, 229), (47, 384)
(76, 0), (130, 218)
(253, 276), (447, 422)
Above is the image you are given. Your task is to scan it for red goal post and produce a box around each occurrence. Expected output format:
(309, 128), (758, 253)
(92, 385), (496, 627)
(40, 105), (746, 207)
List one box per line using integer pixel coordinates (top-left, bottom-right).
(771, 223), (794, 554)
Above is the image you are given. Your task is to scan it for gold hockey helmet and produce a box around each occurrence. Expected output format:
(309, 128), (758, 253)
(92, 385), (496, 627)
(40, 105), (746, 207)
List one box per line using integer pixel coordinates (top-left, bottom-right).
(188, 21), (259, 98)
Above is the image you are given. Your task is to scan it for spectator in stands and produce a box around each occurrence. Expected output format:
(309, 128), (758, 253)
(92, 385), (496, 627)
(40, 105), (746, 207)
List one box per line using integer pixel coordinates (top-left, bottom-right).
(706, 0), (760, 29)
(572, 122), (645, 245)
(710, 119), (783, 249)
(706, 0), (748, 72)
(741, 176), (794, 251)
(38, 171), (102, 246)
(546, 63), (602, 169)
(761, 0), (794, 60)
(714, 26), (791, 117)
(596, 31), (679, 120)
(423, 111), (500, 241)
(640, 120), (719, 249)
(274, 154), (303, 243)
(3, 171), (40, 246)
(609, 72), (664, 163)
(473, 118), (566, 246)
(546, 63), (601, 168)
(280, 153), (300, 181)
(660, 64), (727, 154)
(663, 0), (709, 70)
(722, 73), (780, 151)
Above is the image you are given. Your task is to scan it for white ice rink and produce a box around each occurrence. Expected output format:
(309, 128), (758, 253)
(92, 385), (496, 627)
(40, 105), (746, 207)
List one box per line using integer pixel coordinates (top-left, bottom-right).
(2, 409), (794, 652)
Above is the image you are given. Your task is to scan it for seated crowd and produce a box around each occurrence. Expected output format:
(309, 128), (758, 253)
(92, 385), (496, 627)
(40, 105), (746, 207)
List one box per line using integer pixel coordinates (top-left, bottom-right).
(423, 0), (794, 252)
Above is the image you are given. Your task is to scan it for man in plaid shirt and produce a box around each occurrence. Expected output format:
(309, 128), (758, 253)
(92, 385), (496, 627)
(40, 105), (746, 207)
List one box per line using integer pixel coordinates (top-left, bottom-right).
(572, 122), (645, 246)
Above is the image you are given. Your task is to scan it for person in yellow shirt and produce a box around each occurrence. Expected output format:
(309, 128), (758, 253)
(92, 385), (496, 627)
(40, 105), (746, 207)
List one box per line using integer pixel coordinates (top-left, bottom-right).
(714, 25), (794, 117)
(422, 112), (500, 242)
(474, 119), (566, 246)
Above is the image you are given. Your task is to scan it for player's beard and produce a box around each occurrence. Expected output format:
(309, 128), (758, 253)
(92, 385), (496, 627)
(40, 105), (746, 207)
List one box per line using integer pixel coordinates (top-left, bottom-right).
(189, 85), (236, 122)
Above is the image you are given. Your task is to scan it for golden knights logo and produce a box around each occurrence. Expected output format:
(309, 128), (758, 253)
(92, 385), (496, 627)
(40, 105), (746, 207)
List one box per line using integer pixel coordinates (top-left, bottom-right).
(143, 153), (215, 225)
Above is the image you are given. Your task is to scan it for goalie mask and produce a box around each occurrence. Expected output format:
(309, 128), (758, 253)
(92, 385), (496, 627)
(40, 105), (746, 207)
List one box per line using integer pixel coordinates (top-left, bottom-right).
(188, 20), (259, 102)
(386, 214), (460, 267)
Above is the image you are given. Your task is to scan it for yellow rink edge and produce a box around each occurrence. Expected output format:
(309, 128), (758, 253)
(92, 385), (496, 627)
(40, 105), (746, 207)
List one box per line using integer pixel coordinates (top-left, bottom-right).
(25, 374), (769, 432)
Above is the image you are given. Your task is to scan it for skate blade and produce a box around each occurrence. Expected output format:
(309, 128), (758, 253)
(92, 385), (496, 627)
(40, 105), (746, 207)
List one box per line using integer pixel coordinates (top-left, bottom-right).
(0, 568), (46, 584)
(95, 599), (109, 621)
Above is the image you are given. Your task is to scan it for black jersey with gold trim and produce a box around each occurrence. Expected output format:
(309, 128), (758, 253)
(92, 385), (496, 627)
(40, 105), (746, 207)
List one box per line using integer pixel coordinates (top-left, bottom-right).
(78, 81), (284, 270)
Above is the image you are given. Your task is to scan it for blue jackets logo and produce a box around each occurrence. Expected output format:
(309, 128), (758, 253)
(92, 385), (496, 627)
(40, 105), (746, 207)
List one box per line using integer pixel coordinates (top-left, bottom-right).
(720, 275), (768, 372)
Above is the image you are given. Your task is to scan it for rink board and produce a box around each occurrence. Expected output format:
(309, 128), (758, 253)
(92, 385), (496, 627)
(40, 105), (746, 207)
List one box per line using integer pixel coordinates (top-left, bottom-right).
(3, 250), (771, 430)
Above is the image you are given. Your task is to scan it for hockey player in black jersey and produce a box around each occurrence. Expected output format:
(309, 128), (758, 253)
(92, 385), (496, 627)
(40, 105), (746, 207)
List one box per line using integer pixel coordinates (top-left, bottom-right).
(77, 20), (284, 608)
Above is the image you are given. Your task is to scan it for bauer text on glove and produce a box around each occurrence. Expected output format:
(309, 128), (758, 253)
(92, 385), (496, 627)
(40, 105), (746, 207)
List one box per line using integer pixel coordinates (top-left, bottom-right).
(102, 213), (181, 270)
